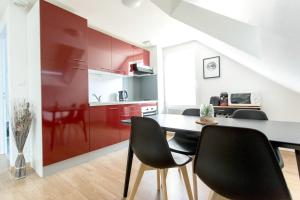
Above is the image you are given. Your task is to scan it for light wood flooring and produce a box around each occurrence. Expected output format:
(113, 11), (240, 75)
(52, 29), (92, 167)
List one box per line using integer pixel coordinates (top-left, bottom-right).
(0, 149), (299, 200)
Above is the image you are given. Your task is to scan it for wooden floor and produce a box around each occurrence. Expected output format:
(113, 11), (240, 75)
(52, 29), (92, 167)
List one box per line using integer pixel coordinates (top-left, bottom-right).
(0, 149), (299, 200)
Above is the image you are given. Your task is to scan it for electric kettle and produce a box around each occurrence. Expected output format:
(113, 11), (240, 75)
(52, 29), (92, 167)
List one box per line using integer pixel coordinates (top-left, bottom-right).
(118, 90), (128, 101)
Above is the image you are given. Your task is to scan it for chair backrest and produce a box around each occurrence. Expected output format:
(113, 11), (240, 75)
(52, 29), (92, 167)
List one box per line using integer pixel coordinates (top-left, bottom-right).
(194, 125), (291, 200)
(232, 109), (268, 120)
(182, 108), (200, 116)
(131, 117), (176, 168)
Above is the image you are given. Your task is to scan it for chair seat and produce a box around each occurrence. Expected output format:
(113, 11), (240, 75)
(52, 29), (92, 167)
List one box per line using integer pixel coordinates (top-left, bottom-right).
(171, 152), (192, 166)
(168, 137), (197, 155)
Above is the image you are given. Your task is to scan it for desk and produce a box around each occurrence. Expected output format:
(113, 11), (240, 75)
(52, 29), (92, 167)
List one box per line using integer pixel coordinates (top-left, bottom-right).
(123, 114), (300, 197)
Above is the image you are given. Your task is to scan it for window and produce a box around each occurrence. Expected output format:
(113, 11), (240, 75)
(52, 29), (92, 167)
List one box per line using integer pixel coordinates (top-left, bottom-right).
(163, 43), (196, 107)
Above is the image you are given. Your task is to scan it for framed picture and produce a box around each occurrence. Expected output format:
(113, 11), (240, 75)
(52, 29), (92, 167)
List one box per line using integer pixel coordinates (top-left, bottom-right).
(203, 56), (220, 79)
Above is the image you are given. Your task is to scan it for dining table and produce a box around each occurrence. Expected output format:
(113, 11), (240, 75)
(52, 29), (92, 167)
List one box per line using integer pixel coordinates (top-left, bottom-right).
(122, 114), (300, 197)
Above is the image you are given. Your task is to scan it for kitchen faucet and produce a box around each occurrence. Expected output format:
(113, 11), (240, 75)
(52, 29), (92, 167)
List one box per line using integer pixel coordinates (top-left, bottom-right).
(92, 94), (101, 102)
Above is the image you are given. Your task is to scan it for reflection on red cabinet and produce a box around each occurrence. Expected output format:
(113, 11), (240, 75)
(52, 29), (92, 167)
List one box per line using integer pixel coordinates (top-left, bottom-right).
(41, 59), (89, 166)
(111, 37), (133, 75)
(90, 106), (120, 151)
(40, 0), (88, 64)
(40, 0), (89, 166)
(87, 28), (111, 71)
(132, 46), (150, 66)
(143, 50), (150, 66)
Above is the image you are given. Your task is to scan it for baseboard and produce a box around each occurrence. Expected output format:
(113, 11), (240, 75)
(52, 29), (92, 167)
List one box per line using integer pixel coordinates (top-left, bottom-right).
(42, 140), (129, 177)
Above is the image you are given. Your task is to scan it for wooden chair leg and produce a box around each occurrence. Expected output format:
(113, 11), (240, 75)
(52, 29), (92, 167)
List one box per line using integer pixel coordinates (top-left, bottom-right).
(165, 168), (169, 178)
(160, 169), (168, 200)
(209, 190), (229, 200)
(157, 170), (160, 190)
(180, 165), (194, 200)
(192, 157), (198, 200)
(193, 173), (198, 200)
(128, 163), (147, 200)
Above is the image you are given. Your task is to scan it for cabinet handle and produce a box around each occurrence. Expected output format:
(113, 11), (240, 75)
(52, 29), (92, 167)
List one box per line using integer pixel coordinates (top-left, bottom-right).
(108, 108), (118, 110)
(74, 59), (85, 62)
(72, 67), (86, 70)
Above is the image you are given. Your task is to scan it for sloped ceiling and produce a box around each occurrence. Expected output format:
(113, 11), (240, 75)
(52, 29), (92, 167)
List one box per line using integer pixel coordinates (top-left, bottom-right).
(151, 0), (300, 93)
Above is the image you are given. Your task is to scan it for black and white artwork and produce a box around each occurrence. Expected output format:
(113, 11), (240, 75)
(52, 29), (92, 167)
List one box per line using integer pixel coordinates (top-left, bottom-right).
(203, 56), (220, 79)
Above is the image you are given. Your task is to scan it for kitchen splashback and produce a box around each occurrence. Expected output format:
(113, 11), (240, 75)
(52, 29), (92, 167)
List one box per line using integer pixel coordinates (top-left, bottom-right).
(88, 72), (158, 103)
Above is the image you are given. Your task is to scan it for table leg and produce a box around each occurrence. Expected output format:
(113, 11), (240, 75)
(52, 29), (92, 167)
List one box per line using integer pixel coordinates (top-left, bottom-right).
(295, 150), (300, 179)
(123, 144), (134, 198)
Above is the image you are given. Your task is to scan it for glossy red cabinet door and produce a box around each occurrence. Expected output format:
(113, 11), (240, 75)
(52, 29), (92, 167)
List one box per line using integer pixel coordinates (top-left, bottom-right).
(90, 106), (120, 151)
(132, 46), (150, 66)
(88, 28), (111, 71)
(143, 49), (150, 66)
(40, 0), (88, 65)
(40, 0), (89, 166)
(119, 105), (141, 141)
(41, 59), (89, 166)
(111, 37), (133, 75)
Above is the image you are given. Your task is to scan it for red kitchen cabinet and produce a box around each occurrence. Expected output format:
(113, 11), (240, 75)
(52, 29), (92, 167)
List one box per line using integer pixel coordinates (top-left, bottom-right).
(88, 28), (111, 71)
(143, 49), (150, 66)
(111, 37), (133, 75)
(119, 104), (142, 141)
(132, 46), (150, 66)
(41, 59), (89, 166)
(90, 106), (120, 151)
(40, 0), (88, 65)
(40, 0), (89, 166)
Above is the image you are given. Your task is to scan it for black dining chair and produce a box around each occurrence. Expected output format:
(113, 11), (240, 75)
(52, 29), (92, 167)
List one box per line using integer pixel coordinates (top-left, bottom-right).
(194, 125), (292, 200)
(232, 109), (284, 168)
(128, 117), (193, 200)
(168, 108), (200, 155)
(167, 108), (200, 200)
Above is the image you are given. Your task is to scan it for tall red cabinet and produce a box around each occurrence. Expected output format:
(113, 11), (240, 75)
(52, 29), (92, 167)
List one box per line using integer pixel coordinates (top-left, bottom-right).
(40, 0), (90, 166)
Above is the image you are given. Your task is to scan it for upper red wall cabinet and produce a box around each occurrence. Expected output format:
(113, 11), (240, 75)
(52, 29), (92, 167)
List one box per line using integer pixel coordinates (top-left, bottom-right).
(40, 0), (88, 65)
(111, 37), (133, 75)
(132, 46), (150, 66)
(87, 28), (112, 71)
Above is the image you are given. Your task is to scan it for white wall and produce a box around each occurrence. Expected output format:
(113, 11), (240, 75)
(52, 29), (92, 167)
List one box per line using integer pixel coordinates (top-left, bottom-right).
(27, 1), (43, 177)
(162, 41), (300, 122)
(2, 2), (33, 166)
(0, 26), (5, 154)
(195, 41), (300, 122)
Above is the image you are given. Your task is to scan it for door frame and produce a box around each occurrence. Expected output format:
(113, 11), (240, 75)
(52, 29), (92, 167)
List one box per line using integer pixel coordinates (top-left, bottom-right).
(0, 26), (9, 157)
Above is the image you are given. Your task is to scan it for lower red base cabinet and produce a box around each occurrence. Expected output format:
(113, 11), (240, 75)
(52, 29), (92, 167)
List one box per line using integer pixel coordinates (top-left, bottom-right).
(89, 106), (120, 151)
(89, 103), (156, 151)
(119, 105), (142, 141)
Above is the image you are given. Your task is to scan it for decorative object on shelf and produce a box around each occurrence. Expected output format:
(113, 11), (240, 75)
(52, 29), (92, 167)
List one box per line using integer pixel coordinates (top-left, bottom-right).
(203, 56), (220, 79)
(196, 104), (218, 125)
(220, 92), (229, 106)
(210, 96), (220, 106)
(11, 100), (33, 179)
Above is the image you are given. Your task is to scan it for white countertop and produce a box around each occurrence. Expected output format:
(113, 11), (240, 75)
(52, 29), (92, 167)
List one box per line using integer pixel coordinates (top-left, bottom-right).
(89, 100), (158, 107)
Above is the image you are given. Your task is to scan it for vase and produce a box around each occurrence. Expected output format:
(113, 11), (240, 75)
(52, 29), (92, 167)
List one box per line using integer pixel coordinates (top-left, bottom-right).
(15, 152), (26, 179)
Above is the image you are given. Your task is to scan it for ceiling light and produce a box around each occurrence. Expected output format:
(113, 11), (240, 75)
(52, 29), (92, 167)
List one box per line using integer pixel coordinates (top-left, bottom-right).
(122, 0), (144, 8)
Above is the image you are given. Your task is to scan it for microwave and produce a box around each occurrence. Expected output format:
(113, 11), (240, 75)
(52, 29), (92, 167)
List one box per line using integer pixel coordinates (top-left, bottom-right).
(229, 93), (261, 106)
